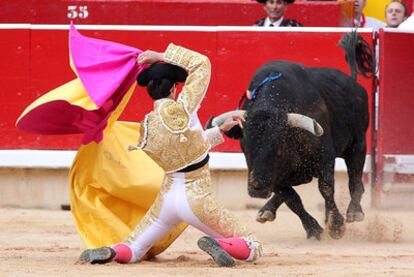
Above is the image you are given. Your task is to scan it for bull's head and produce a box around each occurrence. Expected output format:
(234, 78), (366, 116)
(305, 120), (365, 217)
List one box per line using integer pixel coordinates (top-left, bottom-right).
(206, 110), (323, 198)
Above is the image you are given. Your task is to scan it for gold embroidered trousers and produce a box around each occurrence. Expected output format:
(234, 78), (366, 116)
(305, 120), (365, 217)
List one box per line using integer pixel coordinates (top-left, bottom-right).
(124, 164), (261, 262)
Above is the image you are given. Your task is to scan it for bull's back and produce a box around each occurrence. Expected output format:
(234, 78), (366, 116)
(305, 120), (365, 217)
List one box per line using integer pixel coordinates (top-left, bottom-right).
(306, 67), (369, 155)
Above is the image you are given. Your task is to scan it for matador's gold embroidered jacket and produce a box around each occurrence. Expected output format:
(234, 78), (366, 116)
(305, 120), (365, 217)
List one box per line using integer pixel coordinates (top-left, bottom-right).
(134, 44), (224, 173)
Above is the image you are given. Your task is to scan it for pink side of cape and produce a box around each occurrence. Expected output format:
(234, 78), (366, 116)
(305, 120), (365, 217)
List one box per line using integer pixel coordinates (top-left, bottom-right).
(69, 23), (146, 108)
(16, 24), (147, 144)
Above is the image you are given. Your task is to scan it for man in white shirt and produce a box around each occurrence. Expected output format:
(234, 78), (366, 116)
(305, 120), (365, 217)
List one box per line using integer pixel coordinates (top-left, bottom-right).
(353, 0), (386, 31)
(398, 0), (414, 30)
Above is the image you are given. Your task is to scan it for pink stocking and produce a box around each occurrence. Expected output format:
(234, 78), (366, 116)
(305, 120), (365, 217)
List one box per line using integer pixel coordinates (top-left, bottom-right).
(112, 243), (133, 264)
(215, 237), (250, 260)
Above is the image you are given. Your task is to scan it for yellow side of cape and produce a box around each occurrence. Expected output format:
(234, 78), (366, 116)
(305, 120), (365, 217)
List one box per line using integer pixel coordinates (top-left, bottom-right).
(70, 120), (187, 257)
(64, 78), (187, 257)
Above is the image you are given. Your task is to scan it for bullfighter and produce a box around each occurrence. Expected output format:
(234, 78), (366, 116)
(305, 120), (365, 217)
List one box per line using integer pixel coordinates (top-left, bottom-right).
(79, 44), (263, 267)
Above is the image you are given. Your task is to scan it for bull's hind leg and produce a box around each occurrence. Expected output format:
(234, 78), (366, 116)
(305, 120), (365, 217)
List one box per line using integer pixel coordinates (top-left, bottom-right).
(319, 161), (346, 239)
(281, 187), (324, 240)
(344, 139), (366, 222)
(256, 192), (284, 223)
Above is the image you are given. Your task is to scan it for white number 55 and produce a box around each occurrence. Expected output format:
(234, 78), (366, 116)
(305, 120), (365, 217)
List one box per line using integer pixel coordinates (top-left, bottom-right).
(67, 5), (89, 19)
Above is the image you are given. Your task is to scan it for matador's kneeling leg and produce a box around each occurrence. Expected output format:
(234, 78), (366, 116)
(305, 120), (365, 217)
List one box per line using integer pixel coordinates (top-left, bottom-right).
(197, 236), (235, 267)
(79, 243), (133, 264)
(198, 236), (262, 266)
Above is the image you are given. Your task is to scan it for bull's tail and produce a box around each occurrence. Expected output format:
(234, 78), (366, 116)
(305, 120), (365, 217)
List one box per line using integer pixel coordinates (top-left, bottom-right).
(339, 29), (376, 80)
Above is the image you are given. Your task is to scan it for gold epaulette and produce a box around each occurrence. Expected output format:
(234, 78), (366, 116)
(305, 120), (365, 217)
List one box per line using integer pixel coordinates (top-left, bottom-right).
(158, 100), (190, 133)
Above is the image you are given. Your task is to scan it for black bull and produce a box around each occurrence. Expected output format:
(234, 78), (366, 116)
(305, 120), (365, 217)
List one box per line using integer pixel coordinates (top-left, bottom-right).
(208, 60), (370, 240)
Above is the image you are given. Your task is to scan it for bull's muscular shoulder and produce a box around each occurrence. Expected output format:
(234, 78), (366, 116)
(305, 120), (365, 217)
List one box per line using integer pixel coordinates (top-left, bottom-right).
(158, 99), (190, 133)
(252, 61), (306, 81)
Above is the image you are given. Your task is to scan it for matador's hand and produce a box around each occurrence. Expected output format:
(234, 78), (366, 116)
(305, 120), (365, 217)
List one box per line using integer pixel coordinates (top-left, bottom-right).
(219, 114), (246, 132)
(137, 50), (164, 65)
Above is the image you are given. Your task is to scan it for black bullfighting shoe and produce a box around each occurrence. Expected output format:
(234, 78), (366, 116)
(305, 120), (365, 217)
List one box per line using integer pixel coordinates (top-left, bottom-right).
(197, 236), (235, 267)
(79, 247), (116, 264)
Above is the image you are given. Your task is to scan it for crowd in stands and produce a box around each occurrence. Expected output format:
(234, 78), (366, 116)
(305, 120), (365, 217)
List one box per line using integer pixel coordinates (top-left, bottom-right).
(253, 0), (414, 30)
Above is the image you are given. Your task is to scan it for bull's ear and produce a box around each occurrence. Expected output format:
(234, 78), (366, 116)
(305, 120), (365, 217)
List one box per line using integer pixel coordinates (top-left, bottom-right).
(224, 126), (243, 139)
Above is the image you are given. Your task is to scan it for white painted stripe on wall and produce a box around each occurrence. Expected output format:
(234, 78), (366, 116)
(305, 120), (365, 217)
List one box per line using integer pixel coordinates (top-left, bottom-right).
(0, 24), (31, 29)
(30, 24), (218, 31)
(383, 154), (414, 174)
(217, 26), (373, 33)
(0, 150), (77, 169)
(0, 24), (373, 33)
(0, 150), (372, 172)
(384, 28), (414, 34)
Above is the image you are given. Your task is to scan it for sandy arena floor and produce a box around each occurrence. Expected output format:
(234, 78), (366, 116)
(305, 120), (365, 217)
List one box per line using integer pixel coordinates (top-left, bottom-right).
(1, 207), (414, 277)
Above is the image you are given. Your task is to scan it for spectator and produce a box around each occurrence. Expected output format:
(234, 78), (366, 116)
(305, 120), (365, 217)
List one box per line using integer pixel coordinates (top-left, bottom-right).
(254, 0), (303, 27)
(398, 0), (414, 29)
(353, 0), (386, 31)
(385, 0), (408, 28)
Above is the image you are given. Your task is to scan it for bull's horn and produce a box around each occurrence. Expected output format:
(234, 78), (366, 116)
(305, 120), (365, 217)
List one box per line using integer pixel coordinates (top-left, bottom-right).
(211, 110), (247, 127)
(287, 113), (324, 136)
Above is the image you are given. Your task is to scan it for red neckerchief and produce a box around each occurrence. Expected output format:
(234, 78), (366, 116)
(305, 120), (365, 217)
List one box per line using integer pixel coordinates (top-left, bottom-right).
(354, 14), (366, 27)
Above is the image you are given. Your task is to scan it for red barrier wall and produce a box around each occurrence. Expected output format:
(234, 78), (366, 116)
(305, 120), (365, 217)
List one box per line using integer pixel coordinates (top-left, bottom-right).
(0, 26), (374, 152)
(214, 30), (374, 151)
(0, 0), (353, 27)
(378, 30), (414, 156)
(373, 29), (414, 207)
(0, 29), (32, 147)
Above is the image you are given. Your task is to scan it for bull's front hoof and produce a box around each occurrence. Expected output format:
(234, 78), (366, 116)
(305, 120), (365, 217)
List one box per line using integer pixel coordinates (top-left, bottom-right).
(256, 210), (276, 223)
(306, 224), (324, 240)
(346, 211), (365, 223)
(329, 224), (346, 239)
(327, 213), (346, 240)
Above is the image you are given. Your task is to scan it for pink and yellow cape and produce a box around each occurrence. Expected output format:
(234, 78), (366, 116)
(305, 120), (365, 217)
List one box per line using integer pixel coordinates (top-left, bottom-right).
(16, 24), (187, 258)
